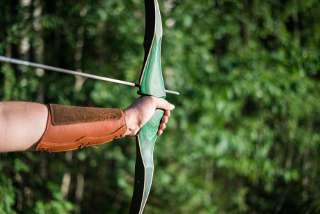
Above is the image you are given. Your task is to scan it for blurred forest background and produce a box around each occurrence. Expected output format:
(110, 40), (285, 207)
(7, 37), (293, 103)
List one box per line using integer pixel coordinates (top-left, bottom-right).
(1, 0), (320, 213)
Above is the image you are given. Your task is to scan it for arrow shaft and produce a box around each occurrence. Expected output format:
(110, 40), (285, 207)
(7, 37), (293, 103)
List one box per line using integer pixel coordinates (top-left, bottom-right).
(0, 56), (179, 95)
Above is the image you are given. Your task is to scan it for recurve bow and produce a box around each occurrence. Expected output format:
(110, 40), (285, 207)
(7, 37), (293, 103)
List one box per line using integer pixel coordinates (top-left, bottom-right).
(129, 0), (166, 213)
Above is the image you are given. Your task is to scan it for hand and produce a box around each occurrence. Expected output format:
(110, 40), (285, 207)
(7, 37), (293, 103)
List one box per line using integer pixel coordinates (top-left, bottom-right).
(124, 96), (175, 136)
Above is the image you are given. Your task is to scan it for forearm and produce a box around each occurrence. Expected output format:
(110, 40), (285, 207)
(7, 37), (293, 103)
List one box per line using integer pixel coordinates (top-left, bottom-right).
(36, 104), (126, 152)
(0, 102), (127, 153)
(0, 102), (48, 152)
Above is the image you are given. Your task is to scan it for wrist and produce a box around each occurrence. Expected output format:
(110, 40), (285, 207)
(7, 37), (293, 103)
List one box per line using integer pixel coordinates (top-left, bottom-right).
(124, 108), (140, 136)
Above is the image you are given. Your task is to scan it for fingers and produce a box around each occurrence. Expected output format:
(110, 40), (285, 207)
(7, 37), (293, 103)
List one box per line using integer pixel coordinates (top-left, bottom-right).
(163, 109), (171, 117)
(125, 96), (175, 137)
(135, 96), (174, 136)
(159, 122), (166, 130)
(157, 129), (164, 136)
(157, 119), (166, 135)
(152, 97), (174, 135)
(161, 115), (169, 124)
(157, 109), (171, 136)
(153, 97), (175, 111)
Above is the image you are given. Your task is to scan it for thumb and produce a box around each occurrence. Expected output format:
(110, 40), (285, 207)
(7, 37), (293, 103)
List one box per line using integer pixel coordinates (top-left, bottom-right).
(154, 97), (175, 111)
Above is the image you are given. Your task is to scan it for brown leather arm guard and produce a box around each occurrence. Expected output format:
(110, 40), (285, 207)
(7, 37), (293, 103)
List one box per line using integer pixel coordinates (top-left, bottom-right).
(36, 104), (127, 152)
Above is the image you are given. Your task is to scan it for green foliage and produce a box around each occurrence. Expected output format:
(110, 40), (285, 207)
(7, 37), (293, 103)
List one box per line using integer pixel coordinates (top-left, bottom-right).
(0, 175), (16, 214)
(33, 183), (74, 214)
(1, 0), (320, 213)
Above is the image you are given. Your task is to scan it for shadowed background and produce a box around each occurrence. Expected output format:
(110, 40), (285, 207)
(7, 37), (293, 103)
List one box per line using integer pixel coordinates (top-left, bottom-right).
(0, 0), (320, 213)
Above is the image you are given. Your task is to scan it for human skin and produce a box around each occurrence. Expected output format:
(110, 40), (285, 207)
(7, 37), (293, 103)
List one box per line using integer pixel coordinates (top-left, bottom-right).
(0, 96), (174, 152)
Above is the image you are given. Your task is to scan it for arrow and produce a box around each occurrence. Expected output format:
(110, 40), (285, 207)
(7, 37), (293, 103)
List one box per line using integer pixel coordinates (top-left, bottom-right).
(0, 56), (179, 96)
